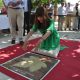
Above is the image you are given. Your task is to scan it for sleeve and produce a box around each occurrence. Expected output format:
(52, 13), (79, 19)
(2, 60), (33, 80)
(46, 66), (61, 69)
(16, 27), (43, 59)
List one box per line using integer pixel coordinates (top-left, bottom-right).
(47, 19), (56, 33)
(47, 20), (60, 48)
(47, 19), (60, 42)
(31, 24), (38, 32)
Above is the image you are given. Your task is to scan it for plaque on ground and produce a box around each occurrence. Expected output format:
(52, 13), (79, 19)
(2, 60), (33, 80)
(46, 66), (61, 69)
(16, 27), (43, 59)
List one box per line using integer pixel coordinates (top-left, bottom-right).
(3, 52), (60, 80)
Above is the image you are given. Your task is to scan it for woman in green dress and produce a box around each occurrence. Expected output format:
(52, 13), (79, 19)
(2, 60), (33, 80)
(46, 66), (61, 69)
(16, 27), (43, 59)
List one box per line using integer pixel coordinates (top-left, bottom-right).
(22, 7), (60, 57)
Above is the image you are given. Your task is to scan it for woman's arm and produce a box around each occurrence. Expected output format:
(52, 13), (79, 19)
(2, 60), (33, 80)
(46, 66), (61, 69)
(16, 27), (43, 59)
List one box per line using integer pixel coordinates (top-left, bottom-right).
(25, 30), (34, 42)
(41, 30), (51, 40)
(37, 30), (51, 45)
(33, 30), (51, 51)
(22, 30), (35, 50)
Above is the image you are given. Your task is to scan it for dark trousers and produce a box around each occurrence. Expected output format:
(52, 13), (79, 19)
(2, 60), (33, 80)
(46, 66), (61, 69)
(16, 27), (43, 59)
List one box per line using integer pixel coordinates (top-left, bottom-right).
(23, 12), (30, 36)
(78, 16), (80, 30)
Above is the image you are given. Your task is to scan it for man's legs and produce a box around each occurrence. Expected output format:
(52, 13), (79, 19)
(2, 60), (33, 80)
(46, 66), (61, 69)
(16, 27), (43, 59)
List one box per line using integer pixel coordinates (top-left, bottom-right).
(72, 16), (78, 30)
(7, 8), (17, 44)
(78, 16), (80, 30)
(58, 16), (62, 31)
(17, 9), (24, 45)
(23, 12), (30, 36)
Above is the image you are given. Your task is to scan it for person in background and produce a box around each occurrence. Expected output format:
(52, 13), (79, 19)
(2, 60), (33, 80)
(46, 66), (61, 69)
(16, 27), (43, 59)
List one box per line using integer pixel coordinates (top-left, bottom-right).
(47, 2), (53, 18)
(58, 2), (66, 31)
(77, 2), (80, 30)
(72, 3), (79, 31)
(22, 7), (60, 58)
(23, 0), (33, 36)
(3, 0), (24, 45)
(65, 2), (73, 30)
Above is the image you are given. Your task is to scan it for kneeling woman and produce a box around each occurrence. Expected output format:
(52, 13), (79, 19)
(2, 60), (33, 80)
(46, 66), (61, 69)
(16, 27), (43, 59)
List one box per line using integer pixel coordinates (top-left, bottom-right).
(22, 7), (60, 57)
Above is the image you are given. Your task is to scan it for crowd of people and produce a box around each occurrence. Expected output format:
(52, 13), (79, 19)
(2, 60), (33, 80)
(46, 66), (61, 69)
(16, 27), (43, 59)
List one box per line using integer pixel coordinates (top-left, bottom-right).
(57, 2), (80, 31)
(41, 1), (80, 31)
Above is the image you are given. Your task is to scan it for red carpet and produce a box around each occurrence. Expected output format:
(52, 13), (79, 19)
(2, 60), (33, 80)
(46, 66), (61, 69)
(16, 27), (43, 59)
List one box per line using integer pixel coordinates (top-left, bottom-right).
(0, 38), (80, 80)
(0, 38), (40, 64)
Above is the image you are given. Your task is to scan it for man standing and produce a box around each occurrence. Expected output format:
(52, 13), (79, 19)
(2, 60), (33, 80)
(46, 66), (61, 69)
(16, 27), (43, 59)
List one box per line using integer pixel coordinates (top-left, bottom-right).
(3, 0), (24, 45)
(58, 2), (66, 31)
(65, 2), (73, 30)
(23, 0), (33, 36)
(73, 3), (79, 31)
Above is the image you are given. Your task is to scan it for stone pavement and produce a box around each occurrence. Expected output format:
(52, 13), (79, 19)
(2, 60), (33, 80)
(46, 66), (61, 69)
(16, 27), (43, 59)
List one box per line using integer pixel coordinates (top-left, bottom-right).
(59, 31), (80, 41)
(0, 31), (80, 49)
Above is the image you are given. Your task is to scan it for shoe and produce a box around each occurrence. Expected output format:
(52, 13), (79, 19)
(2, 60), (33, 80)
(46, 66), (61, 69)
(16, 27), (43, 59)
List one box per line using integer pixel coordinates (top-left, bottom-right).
(11, 40), (15, 44)
(19, 41), (24, 45)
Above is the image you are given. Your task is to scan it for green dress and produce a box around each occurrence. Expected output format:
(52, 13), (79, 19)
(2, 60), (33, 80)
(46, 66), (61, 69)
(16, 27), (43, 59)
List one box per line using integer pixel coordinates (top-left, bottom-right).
(32, 19), (60, 51)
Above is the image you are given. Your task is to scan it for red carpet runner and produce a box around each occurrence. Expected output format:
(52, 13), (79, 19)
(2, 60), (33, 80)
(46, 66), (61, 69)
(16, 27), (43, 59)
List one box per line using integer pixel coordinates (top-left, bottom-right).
(0, 38), (80, 80)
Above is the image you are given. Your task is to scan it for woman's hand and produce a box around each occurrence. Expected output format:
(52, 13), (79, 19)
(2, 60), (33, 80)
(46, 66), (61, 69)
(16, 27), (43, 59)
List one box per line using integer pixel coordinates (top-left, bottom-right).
(22, 30), (35, 51)
(32, 39), (43, 52)
(22, 41), (29, 51)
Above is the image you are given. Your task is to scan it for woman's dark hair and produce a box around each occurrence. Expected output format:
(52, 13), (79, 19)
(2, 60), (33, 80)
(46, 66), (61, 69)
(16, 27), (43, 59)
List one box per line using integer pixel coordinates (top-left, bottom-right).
(36, 7), (45, 17)
(34, 7), (50, 29)
(35, 7), (49, 18)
